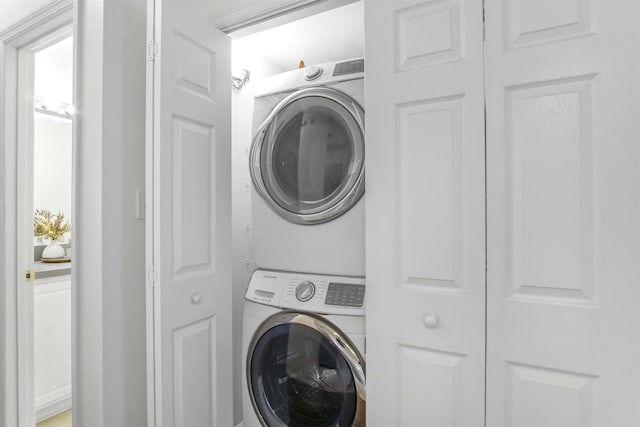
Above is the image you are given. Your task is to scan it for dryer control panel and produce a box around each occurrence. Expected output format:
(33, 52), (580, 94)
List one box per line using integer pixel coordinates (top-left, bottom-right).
(245, 269), (366, 316)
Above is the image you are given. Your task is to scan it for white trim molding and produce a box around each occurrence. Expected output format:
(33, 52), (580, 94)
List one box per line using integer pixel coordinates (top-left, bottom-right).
(35, 386), (71, 423)
(0, 39), (6, 427)
(0, 0), (73, 43)
(209, 0), (356, 35)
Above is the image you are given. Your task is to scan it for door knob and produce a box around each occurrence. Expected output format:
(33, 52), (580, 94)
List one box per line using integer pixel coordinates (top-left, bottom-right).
(423, 314), (439, 329)
(191, 293), (202, 304)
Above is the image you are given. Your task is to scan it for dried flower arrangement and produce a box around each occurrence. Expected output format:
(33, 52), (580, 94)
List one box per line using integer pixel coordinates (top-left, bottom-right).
(33, 209), (70, 242)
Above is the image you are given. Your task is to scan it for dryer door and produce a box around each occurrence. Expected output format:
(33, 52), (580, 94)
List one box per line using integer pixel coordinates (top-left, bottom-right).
(247, 312), (366, 427)
(250, 87), (365, 225)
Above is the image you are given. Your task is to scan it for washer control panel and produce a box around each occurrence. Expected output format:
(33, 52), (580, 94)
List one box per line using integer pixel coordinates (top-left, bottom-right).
(246, 269), (365, 315)
(254, 57), (364, 98)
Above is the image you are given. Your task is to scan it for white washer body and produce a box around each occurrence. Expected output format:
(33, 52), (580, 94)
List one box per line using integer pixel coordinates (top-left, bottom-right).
(242, 269), (366, 427)
(251, 59), (365, 277)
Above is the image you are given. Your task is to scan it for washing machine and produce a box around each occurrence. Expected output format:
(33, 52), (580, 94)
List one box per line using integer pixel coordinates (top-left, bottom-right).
(250, 58), (365, 277)
(242, 269), (366, 427)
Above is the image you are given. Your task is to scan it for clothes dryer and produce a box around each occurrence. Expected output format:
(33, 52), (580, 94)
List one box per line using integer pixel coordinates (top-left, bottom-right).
(242, 269), (366, 427)
(250, 59), (365, 276)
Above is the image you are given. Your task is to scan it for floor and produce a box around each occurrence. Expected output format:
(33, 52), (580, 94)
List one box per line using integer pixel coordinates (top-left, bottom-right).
(36, 411), (71, 427)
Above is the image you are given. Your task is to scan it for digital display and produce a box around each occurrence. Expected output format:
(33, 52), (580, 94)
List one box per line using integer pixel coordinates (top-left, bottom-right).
(333, 59), (365, 76)
(325, 283), (365, 307)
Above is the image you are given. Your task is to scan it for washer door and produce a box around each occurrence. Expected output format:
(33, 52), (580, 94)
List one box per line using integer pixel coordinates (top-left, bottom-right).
(250, 87), (365, 225)
(247, 312), (366, 427)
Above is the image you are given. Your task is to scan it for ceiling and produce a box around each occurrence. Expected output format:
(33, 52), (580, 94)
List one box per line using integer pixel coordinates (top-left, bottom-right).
(184, 0), (259, 20)
(232, 1), (363, 73)
(0, 0), (50, 31)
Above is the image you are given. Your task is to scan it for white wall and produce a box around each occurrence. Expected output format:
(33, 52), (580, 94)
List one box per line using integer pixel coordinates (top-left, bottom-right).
(33, 115), (72, 222)
(230, 1), (363, 72)
(34, 36), (73, 106)
(230, 44), (283, 424)
(75, 0), (147, 425)
(100, 0), (146, 424)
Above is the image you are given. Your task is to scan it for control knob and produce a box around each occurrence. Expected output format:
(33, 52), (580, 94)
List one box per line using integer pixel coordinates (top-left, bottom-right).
(304, 65), (323, 81)
(295, 280), (316, 302)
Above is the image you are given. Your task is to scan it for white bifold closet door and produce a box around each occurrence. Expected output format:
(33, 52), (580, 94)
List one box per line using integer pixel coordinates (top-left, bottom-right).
(366, 0), (640, 425)
(365, 0), (486, 425)
(485, 0), (640, 425)
(147, 0), (233, 425)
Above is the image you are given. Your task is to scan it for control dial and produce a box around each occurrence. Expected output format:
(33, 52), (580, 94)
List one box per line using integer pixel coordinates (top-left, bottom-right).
(304, 65), (323, 81)
(295, 280), (316, 302)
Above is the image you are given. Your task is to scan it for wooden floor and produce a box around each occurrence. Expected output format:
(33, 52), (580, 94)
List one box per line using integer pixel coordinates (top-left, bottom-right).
(37, 411), (71, 427)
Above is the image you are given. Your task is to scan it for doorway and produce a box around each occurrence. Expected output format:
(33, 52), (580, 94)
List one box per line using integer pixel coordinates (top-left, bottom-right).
(3, 17), (75, 427)
(30, 35), (74, 427)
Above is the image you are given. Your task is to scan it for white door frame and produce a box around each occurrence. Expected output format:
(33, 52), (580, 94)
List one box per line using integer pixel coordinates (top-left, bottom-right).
(18, 26), (73, 427)
(0, 1), (74, 425)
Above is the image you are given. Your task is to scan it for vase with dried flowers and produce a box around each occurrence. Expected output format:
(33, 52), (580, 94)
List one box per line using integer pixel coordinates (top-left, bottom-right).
(34, 209), (70, 259)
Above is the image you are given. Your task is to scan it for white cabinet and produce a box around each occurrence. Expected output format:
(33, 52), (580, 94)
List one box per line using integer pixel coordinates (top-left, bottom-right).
(34, 277), (71, 422)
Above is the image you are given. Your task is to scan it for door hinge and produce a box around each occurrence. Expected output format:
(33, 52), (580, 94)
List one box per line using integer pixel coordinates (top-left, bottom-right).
(148, 265), (158, 287)
(25, 270), (36, 281)
(147, 41), (158, 61)
(482, 3), (486, 42)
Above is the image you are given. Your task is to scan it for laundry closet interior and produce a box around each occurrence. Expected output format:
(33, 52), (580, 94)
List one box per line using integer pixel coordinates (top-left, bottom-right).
(147, 0), (640, 426)
(228, 2), (366, 425)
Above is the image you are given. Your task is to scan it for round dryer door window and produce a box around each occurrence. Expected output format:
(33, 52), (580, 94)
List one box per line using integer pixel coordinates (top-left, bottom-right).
(247, 312), (366, 427)
(250, 87), (365, 225)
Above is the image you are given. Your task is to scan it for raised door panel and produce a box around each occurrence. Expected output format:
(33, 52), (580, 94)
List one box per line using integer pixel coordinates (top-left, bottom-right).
(503, 0), (595, 49)
(172, 318), (216, 427)
(505, 363), (596, 427)
(397, 345), (465, 427)
(505, 76), (596, 304)
(173, 30), (217, 101)
(172, 118), (216, 277)
(397, 96), (463, 291)
(394, 0), (462, 69)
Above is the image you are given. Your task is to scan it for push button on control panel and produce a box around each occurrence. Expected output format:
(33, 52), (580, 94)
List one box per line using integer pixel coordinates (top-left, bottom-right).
(295, 280), (316, 302)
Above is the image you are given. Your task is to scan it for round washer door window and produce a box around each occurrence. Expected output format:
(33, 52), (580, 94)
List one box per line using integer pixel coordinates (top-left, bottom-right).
(247, 312), (366, 427)
(250, 87), (365, 225)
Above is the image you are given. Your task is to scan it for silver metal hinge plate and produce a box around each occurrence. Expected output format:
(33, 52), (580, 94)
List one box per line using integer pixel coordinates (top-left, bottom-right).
(147, 41), (158, 61)
(482, 3), (486, 42)
(148, 265), (158, 287)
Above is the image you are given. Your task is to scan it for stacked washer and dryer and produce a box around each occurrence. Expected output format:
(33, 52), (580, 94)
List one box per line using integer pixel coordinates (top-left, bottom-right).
(242, 58), (367, 427)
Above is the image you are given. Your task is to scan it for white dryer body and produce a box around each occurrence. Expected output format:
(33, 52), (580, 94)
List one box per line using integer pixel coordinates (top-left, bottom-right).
(250, 59), (365, 276)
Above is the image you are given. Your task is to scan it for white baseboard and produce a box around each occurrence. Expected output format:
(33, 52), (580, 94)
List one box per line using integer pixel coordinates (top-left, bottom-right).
(235, 422), (244, 427)
(35, 384), (72, 422)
